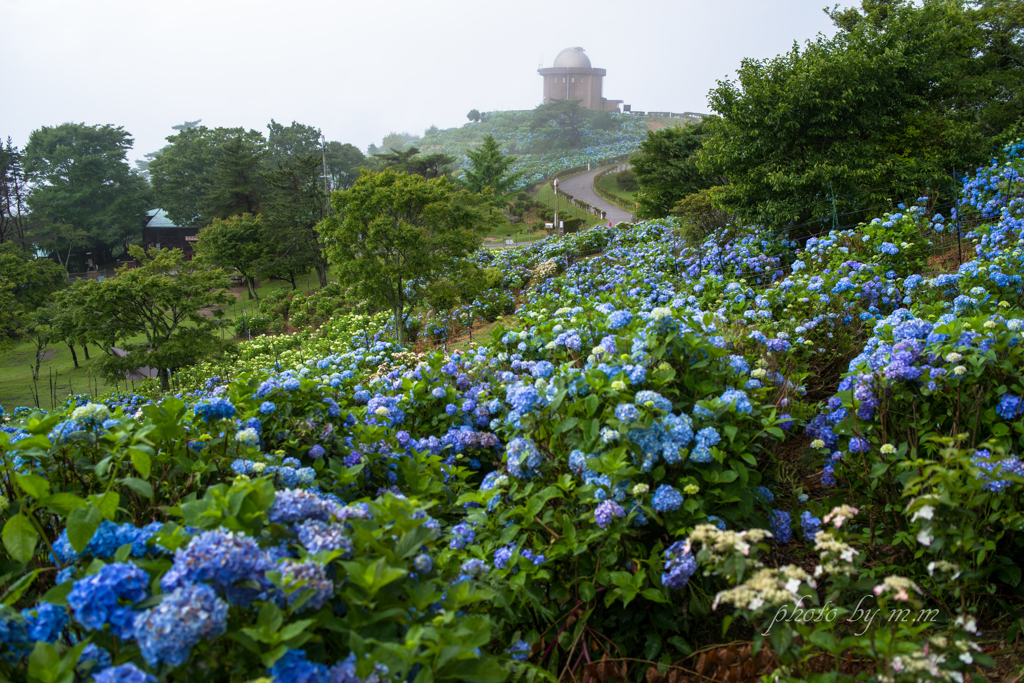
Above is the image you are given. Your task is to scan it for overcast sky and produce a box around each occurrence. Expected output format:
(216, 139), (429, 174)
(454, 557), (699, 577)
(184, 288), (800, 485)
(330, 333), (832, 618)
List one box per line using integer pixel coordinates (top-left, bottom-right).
(2, 0), (842, 164)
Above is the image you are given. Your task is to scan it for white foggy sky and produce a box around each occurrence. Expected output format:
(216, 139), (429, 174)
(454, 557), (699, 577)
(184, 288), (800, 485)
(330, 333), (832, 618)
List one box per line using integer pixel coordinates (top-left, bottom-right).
(1, 0), (843, 163)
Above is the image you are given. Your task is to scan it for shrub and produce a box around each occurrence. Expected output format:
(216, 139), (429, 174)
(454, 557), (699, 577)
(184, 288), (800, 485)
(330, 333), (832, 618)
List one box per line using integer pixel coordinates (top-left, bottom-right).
(234, 314), (271, 337)
(615, 168), (638, 191)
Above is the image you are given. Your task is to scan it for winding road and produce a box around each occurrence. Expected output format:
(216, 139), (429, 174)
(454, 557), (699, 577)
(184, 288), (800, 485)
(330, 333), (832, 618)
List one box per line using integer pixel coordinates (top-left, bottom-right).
(557, 166), (634, 226)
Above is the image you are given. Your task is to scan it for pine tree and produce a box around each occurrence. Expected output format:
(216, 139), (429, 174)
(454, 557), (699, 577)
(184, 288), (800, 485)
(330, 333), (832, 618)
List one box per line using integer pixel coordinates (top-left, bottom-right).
(463, 135), (520, 196)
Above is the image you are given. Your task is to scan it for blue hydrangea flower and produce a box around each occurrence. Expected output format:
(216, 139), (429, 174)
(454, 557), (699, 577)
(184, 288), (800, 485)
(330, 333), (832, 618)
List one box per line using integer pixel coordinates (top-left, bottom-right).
(506, 437), (542, 478)
(134, 583), (228, 667)
(68, 563), (149, 638)
(608, 310), (633, 329)
(449, 523), (476, 550)
(800, 511), (822, 541)
(278, 560), (334, 611)
(997, 394), (1024, 420)
(23, 602), (68, 642)
(594, 500), (626, 528)
(194, 397), (235, 422)
(307, 444), (325, 459)
(294, 519), (353, 557)
(754, 485), (774, 504)
(661, 540), (696, 589)
(414, 554), (433, 573)
(651, 485), (683, 513)
(93, 663), (156, 683)
(614, 403), (640, 424)
(507, 639), (532, 662)
(160, 530), (273, 606)
(769, 510), (793, 543)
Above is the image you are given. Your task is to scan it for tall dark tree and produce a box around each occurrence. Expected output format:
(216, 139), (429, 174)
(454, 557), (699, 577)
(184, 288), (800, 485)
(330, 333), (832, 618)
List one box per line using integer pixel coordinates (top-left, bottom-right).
(203, 131), (266, 221)
(631, 122), (722, 219)
(148, 125), (222, 226)
(265, 120), (323, 170)
(24, 123), (151, 264)
(0, 138), (31, 248)
(531, 99), (587, 149)
(324, 141), (367, 190)
(260, 155), (329, 287)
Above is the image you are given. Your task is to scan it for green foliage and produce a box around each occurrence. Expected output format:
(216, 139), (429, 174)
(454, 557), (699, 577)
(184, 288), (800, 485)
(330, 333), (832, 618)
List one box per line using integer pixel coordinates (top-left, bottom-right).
(0, 137), (31, 247)
(203, 131), (267, 221)
(698, 0), (1017, 233)
(71, 245), (235, 390)
(672, 188), (736, 248)
(195, 213), (269, 301)
(373, 147), (456, 179)
(463, 135), (522, 196)
(318, 170), (495, 344)
(0, 243), (66, 349)
(23, 123), (151, 263)
(614, 169), (638, 192)
(631, 123), (718, 219)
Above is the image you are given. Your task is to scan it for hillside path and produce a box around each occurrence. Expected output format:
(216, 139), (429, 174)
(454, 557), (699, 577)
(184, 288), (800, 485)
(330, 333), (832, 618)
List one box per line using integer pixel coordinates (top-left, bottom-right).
(556, 166), (634, 226)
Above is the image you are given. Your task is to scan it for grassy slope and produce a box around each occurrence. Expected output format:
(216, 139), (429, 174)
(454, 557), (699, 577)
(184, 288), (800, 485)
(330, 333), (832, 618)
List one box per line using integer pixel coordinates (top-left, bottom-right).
(595, 174), (638, 209)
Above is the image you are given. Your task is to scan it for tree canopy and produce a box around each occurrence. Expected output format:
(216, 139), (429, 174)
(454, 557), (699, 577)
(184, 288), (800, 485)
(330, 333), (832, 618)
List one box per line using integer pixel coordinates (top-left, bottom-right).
(462, 135), (521, 196)
(698, 0), (1023, 233)
(0, 138), (30, 248)
(72, 245), (235, 390)
(318, 170), (495, 344)
(194, 213), (267, 300)
(23, 123), (150, 264)
(631, 123), (721, 220)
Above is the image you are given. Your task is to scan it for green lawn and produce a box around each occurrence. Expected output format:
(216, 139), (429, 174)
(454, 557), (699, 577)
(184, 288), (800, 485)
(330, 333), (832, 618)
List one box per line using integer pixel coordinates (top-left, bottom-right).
(533, 182), (604, 228)
(0, 338), (123, 411)
(595, 174), (638, 210)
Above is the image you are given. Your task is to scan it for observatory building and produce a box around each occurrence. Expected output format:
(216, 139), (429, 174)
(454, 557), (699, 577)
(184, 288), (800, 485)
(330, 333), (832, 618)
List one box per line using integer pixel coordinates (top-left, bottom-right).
(538, 47), (624, 112)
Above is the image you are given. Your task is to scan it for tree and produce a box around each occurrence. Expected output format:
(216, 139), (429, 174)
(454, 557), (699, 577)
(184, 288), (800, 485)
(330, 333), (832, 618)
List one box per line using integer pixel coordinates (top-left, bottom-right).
(463, 135), (522, 195)
(194, 213), (269, 300)
(631, 123), (722, 219)
(0, 138), (31, 248)
(260, 155), (328, 288)
(698, 0), (1011, 233)
(31, 221), (89, 272)
(203, 131), (267, 221)
(381, 132), (417, 154)
(375, 147), (455, 179)
(24, 123), (151, 264)
(467, 109), (482, 123)
(265, 120), (323, 170)
(0, 242), (65, 349)
(530, 100), (588, 149)
(323, 142), (367, 190)
(73, 245), (235, 390)
(318, 170), (495, 345)
(148, 125), (222, 227)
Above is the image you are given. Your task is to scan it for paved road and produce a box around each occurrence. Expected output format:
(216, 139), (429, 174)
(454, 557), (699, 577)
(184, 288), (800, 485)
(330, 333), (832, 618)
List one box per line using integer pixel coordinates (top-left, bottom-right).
(557, 166), (634, 226)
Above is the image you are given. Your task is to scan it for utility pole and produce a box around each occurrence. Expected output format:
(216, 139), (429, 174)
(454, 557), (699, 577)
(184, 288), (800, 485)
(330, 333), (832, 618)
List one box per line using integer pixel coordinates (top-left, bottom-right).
(553, 178), (559, 234)
(829, 181), (838, 231)
(320, 133), (332, 216)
